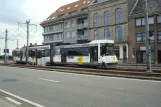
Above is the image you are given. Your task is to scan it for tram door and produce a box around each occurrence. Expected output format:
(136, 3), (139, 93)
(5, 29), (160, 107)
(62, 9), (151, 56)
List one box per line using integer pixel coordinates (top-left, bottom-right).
(90, 46), (98, 63)
(61, 48), (67, 63)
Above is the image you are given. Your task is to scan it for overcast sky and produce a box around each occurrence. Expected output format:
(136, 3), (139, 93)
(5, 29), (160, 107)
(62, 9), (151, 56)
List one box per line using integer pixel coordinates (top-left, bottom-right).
(0, 0), (76, 55)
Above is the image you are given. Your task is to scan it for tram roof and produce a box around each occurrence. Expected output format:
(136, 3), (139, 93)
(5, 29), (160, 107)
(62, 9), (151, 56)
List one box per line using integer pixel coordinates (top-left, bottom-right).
(89, 40), (114, 44)
(56, 40), (114, 48)
(28, 45), (50, 50)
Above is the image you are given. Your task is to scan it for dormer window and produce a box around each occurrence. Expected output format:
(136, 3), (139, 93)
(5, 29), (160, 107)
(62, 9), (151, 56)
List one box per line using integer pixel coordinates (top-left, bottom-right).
(75, 5), (78, 7)
(67, 7), (71, 9)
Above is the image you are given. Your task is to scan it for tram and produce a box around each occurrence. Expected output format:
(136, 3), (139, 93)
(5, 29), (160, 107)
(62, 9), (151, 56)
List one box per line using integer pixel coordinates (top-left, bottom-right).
(51, 40), (117, 67)
(12, 45), (50, 66)
(13, 40), (118, 68)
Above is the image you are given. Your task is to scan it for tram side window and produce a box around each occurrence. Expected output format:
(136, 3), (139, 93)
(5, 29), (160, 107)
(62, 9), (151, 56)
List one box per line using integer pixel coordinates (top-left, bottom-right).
(55, 48), (61, 55)
(29, 50), (32, 57)
(14, 51), (20, 58)
(67, 47), (89, 56)
(29, 50), (34, 57)
(20, 51), (23, 57)
(21, 50), (26, 57)
(37, 51), (42, 58)
(42, 49), (50, 57)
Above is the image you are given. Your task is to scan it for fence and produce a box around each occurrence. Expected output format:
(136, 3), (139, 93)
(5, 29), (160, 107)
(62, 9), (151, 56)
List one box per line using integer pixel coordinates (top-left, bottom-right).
(118, 58), (161, 67)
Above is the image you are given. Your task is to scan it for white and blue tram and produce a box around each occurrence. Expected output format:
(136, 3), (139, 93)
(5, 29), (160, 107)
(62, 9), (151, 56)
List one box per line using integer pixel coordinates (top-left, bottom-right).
(51, 40), (118, 67)
(12, 45), (50, 66)
(12, 40), (118, 67)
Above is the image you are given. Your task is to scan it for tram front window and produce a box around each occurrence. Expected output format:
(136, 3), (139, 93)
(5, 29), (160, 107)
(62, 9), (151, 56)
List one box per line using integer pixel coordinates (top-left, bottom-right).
(101, 43), (115, 56)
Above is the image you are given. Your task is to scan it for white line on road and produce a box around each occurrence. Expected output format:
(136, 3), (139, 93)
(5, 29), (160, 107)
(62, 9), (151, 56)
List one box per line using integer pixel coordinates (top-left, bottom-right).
(5, 97), (21, 105)
(0, 89), (45, 107)
(38, 78), (60, 83)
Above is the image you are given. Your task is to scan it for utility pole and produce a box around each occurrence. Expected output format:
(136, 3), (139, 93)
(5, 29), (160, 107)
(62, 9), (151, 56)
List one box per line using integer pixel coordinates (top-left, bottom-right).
(26, 19), (30, 64)
(145, 0), (152, 72)
(5, 29), (8, 64)
(16, 39), (19, 49)
(18, 19), (37, 64)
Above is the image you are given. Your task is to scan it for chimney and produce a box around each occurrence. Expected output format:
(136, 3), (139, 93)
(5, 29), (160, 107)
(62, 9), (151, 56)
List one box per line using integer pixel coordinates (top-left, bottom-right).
(30, 43), (32, 46)
(35, 43), (37, 46)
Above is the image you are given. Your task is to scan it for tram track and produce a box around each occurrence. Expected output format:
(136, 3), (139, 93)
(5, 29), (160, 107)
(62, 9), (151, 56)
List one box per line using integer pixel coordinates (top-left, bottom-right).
(0, 63), (161, 81)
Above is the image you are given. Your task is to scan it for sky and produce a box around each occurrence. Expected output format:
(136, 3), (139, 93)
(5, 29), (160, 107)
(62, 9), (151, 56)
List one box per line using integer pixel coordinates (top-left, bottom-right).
(0, 0), (77, 55)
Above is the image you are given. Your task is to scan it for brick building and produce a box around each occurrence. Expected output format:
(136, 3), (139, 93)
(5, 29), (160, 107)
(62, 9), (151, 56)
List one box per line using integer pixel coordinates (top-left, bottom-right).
(128, 0), (161, 64)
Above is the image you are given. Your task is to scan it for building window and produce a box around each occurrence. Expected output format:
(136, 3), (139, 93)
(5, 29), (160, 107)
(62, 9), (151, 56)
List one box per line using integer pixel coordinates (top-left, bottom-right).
(104, 28), (110, 39)
(136, 18), (145, 26)
(136, 18), (142, 26)
(58, 24), (62, 30)
(115, 8), (122, 24)
(49, 26), (53, 32)
(44, 27), (48, 33)
(149, 31), (154, 42)
(104, 11), (110, 25)
(71, 20), (76, 27)
(158, 31), (161, 43)
(136, 33), (146, 43)
(53, 25), (56, 30)
(66, 21), (70, 28)
(54, 34), (57, 40)
(149, 17), (154, 24)
(157, 15), (161, 23)
(71, 31), (76, 38)
(94, 29), (99, 40)
(44, 36), (47, 42)
(66, 32), (71, 39)
(96, 0), (104, 3)
(115, 26), (122, 42)
(55, 25), (58, 30)
(136, 17), (154, 26)
(93, 13), (99, 27)
(137, 51), (154, 64)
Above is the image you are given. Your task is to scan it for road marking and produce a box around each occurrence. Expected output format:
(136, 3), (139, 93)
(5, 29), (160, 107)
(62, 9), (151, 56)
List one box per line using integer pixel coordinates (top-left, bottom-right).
(5, 97), (21, 105)
(39, 78), (60, 83)
(0, 89), (45, 107)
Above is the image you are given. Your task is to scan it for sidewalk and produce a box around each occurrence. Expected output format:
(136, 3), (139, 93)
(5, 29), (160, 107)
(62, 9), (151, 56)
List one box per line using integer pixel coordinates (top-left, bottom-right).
(0, 60), (14, 64)
(118, 63), (161, 67)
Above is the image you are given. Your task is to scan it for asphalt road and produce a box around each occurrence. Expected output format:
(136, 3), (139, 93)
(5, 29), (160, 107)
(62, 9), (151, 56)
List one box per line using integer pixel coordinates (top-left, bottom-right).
(0, 66), (161, 107)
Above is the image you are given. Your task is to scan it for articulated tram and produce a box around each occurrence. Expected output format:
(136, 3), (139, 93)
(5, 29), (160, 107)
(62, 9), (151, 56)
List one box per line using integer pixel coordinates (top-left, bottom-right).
(12, 40), (118, 68)
(12, 45), (50, 66)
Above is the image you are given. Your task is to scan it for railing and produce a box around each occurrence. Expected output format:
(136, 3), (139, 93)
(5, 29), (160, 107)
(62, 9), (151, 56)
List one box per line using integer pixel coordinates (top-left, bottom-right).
(42, 39), (63, 44)
(119, 58), (155, 65)
(77, 23), (88, 29)
(42, 29), (63, 35)
(77, 34), (88, 40)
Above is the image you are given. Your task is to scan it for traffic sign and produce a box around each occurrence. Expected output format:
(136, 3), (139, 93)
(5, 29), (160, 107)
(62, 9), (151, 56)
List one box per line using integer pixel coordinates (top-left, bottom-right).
(3, 49), (9, 53)
(148, 48), (151, 56)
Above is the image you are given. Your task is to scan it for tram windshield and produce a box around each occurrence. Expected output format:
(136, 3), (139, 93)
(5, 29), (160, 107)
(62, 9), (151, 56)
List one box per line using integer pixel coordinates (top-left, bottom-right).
(13, 51), (20, 57)
(101, 43), (115, 56)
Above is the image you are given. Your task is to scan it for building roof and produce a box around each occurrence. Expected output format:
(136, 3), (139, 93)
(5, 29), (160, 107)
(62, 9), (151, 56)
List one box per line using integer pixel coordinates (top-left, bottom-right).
(41, 0), (94, 25)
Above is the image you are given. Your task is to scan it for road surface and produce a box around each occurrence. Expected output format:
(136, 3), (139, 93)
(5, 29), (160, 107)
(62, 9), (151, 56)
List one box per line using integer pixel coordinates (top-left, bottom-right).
(0, 66), (160, 107)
